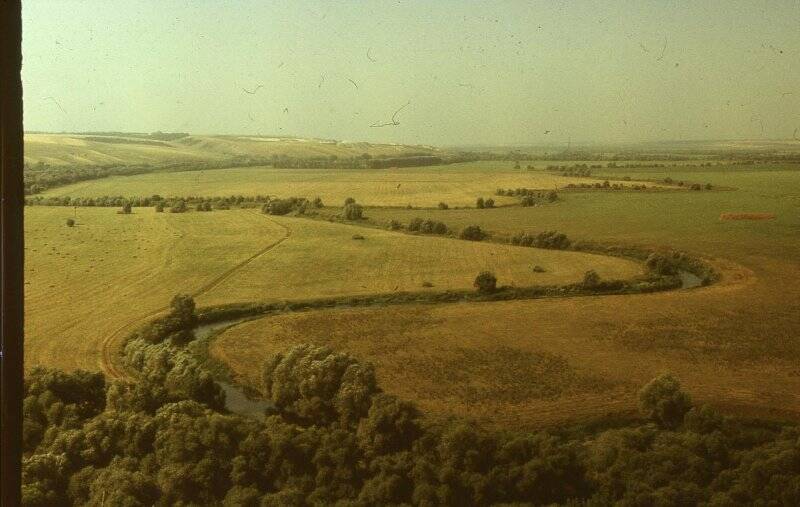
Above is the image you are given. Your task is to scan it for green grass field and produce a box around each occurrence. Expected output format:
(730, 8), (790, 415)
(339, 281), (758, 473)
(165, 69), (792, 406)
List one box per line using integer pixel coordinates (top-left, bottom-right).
(38, 161), (663, 208)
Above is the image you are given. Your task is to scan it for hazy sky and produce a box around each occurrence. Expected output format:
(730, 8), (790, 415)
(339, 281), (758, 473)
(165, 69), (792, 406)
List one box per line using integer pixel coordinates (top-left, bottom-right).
(22, 1), (800, 146)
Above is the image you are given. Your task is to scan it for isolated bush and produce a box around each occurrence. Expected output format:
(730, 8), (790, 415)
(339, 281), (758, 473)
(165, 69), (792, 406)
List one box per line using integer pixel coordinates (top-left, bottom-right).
(65, 218), (75, 227)
(344, 202), (364, 220)
(532, 265), (545, 273)
(437, 202), (449, 210)
(121, 202), (132, 214)
(485, 198), (495, 208)
(645, 252), (678, 276)
(460, 225), (486, 241)
(431, 221), (448, 235)
(638, 373), (692, 429)
(582, 270), (601, 288)
(344, 197), (356, 205)
(352, 234), (365, 240)
(170, 200), (187, 213)
(476, 197), (485, 209)
(473, 271), (497, 293)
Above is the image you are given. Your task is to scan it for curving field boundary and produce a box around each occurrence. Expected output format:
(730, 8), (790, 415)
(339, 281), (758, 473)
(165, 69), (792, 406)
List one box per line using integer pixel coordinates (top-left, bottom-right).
(98, 212), (292, 380)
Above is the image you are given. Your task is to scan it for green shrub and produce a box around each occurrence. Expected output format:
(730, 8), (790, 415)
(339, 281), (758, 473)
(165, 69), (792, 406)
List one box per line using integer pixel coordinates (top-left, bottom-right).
(638, 373), (692, 429)
(460, 225), (486, 241)
(473, 271), (497, 293)
(344, 202), (364, 220)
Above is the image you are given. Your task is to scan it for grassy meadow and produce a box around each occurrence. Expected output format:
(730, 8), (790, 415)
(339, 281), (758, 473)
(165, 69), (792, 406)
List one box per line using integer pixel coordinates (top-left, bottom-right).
(25, 206), (640, 373)
(210, 164), (800, 428)
(24, 207), (286, 371)
(195, 215), (641, 306)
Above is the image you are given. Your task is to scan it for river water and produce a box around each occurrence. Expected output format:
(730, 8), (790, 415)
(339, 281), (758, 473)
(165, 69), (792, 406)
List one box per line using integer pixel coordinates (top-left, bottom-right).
(196, 270), (704, 417)
(194, 320), (274, 418)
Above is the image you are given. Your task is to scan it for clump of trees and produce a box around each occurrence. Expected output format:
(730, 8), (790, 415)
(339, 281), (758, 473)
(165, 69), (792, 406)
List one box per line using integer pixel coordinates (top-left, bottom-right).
(511, 230), (571, 250)
(582, 270), (601, 288)
(645, 252), (680, 276)
(407, 217), (448, 235)
(638, 373), (693, 429)
(343, 200), (364, 220)
(169, 200), (187, 213)
(263, 197), (308, 216)
(460, 225), (487, 241)
(473, 271), (497, 293)
(476, 197), (495, 209)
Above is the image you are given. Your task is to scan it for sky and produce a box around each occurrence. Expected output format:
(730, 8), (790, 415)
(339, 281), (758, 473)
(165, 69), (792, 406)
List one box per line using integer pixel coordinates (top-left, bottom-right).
(21, 0), (800, 146)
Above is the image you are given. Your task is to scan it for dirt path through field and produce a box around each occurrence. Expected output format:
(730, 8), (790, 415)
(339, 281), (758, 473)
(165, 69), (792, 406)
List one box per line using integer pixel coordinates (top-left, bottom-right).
(98, 212), (291, 380)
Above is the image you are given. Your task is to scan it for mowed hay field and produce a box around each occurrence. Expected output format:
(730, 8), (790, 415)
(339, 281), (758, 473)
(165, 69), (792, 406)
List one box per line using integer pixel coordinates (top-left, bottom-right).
(24, 207), (287, 372)
(38, 162), (662, 208)
(25, 206), (640, 373)
(213, 166), (800, 428)
(195, 215), (641, 306)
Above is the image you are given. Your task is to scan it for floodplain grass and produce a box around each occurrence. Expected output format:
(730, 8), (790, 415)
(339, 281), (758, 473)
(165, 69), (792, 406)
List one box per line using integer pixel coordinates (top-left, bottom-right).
(38, 161), (663, 208)
(24, 206), (641, 373)
(23, 207), (287, 372)
(210, 165), (800, 428)
(195, 214), (641, 306)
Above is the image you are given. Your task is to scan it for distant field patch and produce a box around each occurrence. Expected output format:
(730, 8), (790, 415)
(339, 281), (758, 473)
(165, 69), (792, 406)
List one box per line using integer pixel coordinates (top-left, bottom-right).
(38, 162), (659, 208)
(195, 215), (642, 306)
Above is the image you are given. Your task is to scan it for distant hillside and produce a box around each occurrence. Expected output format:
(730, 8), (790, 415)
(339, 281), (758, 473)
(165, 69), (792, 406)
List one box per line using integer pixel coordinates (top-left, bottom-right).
(23, 133), (441, 167)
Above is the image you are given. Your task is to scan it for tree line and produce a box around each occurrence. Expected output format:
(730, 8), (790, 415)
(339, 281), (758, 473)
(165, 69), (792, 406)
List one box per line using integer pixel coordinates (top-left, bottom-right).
(20, 293), (800, 505)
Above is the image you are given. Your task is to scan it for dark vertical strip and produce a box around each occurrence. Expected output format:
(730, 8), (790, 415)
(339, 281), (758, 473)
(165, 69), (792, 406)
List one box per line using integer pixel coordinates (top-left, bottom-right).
(1, 0), (24, 505)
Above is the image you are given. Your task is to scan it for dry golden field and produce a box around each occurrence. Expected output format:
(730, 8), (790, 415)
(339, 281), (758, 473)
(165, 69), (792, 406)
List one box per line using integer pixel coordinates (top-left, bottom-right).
(24, 133), (437, 166)
(195, 215), (641, 306)
(211, 166), (800, 428)
(25, 207), (640, 373)
(24, 207), (286, 372)
(38, 162), (662, 208)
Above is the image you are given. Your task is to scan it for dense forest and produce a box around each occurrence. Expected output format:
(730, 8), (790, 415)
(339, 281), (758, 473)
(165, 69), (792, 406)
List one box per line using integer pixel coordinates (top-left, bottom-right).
(21, 296), (800, 506)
